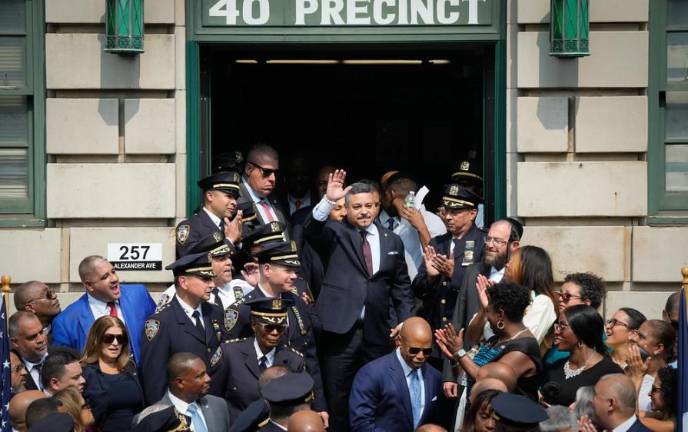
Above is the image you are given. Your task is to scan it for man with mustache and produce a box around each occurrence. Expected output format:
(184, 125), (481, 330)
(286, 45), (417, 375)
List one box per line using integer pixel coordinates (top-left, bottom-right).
(303, 169), (414, 432)
(51, 255), (155, 365)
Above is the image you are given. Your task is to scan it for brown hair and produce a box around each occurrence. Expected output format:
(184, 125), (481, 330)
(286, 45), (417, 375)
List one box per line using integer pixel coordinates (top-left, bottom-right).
(81, 316), (132, 371)
(53, 386), (86, 432)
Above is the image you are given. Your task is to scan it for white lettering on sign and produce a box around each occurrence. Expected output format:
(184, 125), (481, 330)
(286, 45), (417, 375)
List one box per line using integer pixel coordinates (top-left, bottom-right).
(209, 0), (485, 26)
(107, 243), (163, 272)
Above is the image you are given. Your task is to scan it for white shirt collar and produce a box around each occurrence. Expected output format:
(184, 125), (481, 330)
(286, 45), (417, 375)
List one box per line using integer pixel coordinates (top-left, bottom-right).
(257, 283), (276, 299)
(22, 352), (48, 369)
(202, 206), (222, 228)
(612, 415), (638, 432)
(87, 294), (117, 313)
(175, 294), (203, 320)
(489, 266), (505, 282)
(168, 390), (192, 416)
(395, 347), (415, 377)
(362, 223), (378, 236)
(253, 338), (277, 365)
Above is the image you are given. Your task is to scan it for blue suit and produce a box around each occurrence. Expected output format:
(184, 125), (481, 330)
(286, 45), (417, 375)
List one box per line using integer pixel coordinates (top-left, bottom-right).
(349, 351), (445, 432)
(51, 284), (156, 364)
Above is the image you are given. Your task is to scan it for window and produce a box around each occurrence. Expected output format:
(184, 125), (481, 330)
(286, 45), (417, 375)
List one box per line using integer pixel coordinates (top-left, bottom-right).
(649, 0), (688, 220)
(0, 0), (44, 225)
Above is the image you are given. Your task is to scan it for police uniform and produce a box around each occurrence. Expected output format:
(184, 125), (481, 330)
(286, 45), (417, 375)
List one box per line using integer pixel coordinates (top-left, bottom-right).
(175, 171), (241, 259)
(210, 298), (306, 420)
(139, 252), (228, 405)
(451, 160), (485, 229)
(412, 183), (485, 368)
(490, 393), (548, 429)
(258, 371), (316, 432)
(225, 241), (326, 412)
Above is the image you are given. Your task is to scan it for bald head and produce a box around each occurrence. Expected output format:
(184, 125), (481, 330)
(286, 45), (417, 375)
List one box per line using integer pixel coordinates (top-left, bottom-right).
(415, 424), (448, 432)
(14, 281), (46, 310)
(469, 379), (507, 405)
(476, 362), (517, 391)
(9, 390), (46, 431)
(287, 410), (325, 432)
(593, 374), (637, 430)
(167, 352), (203, 382)
(401, 317), (432, 342)
(399, 317), (433, 370)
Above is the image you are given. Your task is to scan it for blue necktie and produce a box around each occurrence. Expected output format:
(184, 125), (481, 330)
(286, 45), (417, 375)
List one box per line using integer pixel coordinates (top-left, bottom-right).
(409, 369), (422, 428)
(187, 403), (208, 432)
(387, 217), (396, 230)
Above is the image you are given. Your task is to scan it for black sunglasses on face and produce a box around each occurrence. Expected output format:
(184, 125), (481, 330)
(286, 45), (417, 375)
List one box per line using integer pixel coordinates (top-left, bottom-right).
(408, 347), (433, 356)
(248, 161), (279, 178)
(102, 334), (127, 345)
(261, 323), (287, 333)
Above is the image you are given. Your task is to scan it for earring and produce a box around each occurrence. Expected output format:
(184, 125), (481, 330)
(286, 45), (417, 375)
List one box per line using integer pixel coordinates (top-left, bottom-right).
(577, 340), (584, 348)
(497, 320), (505, 330)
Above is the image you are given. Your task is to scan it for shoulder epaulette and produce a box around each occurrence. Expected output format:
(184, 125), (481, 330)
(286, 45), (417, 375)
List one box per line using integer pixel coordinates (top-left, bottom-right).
(284, 344), (304, 357)
(154, 301), (171, 314)
(226, 337), (248, 343)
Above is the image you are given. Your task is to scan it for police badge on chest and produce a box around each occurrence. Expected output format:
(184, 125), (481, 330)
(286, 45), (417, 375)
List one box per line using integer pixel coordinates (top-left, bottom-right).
(462, 241), (475, 267)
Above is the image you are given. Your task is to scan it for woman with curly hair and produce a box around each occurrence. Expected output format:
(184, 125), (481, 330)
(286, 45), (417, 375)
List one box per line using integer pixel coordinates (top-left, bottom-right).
(638, 366), (677, 432)
(436, 281), (542, 402)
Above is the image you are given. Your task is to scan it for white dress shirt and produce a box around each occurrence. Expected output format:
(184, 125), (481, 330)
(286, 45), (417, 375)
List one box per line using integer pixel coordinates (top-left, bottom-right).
(176, 295), (205, 329)
(612, 414), (639, 432)
(253, 338), (276, 367)
(637, 374), (654, 412)
(242, 176), (277, 222)
(167, 390), (208, 432)
(23, 353), (48, 391)
(395, 348), (425, 418)
(213, 281), (253, 309)
(87, 294), (126, 326)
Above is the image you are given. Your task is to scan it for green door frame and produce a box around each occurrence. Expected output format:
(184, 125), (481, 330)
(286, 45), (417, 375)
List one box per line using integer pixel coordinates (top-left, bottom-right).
(185, 1), (507, 221)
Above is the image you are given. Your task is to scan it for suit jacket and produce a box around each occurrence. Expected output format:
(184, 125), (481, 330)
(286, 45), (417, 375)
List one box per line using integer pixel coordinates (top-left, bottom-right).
(139, 296), (227, 404)
(238, 181), (289, 237)
(51, 284), (155, 364)
(442, 262), (492, 382)
(292, 220), (325, 299)
(304, 214), (414, 356)
(349, 351), (444, 432)
(133, 392), (230, 432)
(210, 337), (305, 420)
(626, 418), (652, 432)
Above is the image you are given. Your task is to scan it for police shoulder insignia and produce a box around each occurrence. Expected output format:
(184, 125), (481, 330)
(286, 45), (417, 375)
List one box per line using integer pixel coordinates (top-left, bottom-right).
(225, 307), (239, 331)
(285, 345), (304, 357)
(213, 231), (223, 242)
(227, 337), (248, 343)
(210, 346), (223, 368)
(145, 319), (160, 341)
(155, 294), (170, 313)
(176, 224), (190, 245)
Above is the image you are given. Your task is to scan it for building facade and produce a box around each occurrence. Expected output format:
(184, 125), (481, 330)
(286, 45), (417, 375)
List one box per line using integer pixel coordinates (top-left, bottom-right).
(0, 0), (686, 318)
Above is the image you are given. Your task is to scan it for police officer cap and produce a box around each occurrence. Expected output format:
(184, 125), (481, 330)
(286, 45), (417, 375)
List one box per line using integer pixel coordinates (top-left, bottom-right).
(188, 231), (232, 258)
(165, 251), (215, 278)
(260, 371), (315, 406)
(256, 240), (300, 268)
(491, 393), (548, 428)
(197, 171), (241, 197)
(451, 160), (484, 186)
(246, 297), (293, 325)
(442, 183), (483, 210)
(243, 221), (286, 248)
(237, 201), (257, 222)
(28, 412), (74, 432)
(131, 406), (191, 432)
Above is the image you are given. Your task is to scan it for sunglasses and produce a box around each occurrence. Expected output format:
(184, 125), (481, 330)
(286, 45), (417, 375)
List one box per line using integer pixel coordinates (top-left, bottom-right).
(102, 334), (127, 345)
(558, 292), (582, 303)
(248, 161), (279, 178)
(408, 347), (433, 356)
(260, 323), (287, 333)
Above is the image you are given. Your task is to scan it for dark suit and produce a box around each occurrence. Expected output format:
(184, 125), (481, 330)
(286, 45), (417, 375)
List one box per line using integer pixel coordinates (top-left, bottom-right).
(224, 283), (326, 412)
(442, 262), (492, 382)
(175, 209), (233, 259)
(139, 296), (227, 404)
(412, 225), (485, 367)
(626, 418), (652, 432)
(211, 337), (305, 420)
(51, 285), (156, 364)
(238, 180), (289, 238)
(292, 221), (325, 299)
(303, 213), (414, 431)
(349, 351), (445, 432)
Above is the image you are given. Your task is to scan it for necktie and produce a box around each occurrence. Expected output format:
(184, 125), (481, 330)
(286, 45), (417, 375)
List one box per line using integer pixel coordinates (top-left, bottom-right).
(360, 230), (374, 277)
(409, 369), (422, 428)
(259, 200), (275, 222)
(386, 217), (395, 231)
(187, 403), (208, 432)
(107, 302), (118, 318)
(259, 355), (268, 371)
(294, 199), (302, 210)
(191, 310), (205, 337)
(452, 239), (461, 258)
(33, 362), (44, 391)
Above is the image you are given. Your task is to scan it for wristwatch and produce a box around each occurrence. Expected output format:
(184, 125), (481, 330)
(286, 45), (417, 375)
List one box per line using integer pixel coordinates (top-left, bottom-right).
(454, 348), (467, 360)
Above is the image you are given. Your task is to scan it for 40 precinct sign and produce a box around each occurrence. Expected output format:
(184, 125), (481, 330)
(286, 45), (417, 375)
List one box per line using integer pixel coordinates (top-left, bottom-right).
(203, 0), (493, 27)
(107, 243), (163, 271)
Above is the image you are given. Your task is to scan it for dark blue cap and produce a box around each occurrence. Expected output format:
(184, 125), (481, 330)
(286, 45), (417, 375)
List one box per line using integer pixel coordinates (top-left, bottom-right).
(491, 393), (548, 427)
(165, 251), (214, 277)
(132, 406), (190, 432)
(198, 171), (241, 197)
(188, 231), (233, 258)
(28, 412), (74, 432)
(256, 240), (300, 268)
(246, 297), (292, 325)
(260, 371), (314, 405)
(242, 221), (285, 249)
(442, 183), (483, 209)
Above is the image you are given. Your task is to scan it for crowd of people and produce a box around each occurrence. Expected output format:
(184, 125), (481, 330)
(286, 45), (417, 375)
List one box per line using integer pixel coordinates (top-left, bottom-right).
(4, 143), (681, 432)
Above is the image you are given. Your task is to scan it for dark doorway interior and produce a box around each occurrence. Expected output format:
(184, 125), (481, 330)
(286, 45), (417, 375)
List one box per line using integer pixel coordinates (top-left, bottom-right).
(202, 45), (490, 211)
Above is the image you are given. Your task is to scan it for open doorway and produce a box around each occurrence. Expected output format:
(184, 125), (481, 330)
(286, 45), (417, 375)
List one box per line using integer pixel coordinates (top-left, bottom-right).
(200, 44), (494, 213)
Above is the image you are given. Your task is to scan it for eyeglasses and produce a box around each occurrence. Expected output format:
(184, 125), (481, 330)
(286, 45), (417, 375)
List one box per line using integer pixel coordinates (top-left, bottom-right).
(605, 318), (630, 329)
(28, 287), (57, 303)
(102, 334), (127, 345)
(260, 323), (287, 333)
(650, 385), (662, 394)
(248, 161), (279, 178)
(557, 292), (583, 303)
(553, 321), (570, 332)
(407, 347), (433, 356)
(484, 236), (508, 247)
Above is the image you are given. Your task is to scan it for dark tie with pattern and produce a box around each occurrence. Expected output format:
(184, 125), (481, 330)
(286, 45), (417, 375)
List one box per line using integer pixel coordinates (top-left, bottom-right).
(360, 230), (374, 277)
(192, 310), (205, 338)
(259, 355), (268, 371)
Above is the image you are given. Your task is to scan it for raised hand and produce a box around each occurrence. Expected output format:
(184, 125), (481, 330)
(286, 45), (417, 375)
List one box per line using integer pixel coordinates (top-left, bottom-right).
(422, 245), (440, 277)
(325, 169), (352, 202)
(435, 324), (465, 360)
(431, 250), (455, 278)
(224, 210), (243, 244)
(476, 274), (495, 311)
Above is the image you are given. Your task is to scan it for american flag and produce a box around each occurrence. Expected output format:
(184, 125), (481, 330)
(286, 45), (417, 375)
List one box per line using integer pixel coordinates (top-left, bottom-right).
(0, 295), (10, 431)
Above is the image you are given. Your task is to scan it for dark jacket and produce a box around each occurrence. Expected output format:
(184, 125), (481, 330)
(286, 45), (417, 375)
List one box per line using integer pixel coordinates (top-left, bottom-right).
(82, 362), (145, 429)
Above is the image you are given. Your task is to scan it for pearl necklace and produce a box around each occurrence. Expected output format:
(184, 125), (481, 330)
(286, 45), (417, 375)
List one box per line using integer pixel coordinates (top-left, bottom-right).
(563, 351), (594, 380)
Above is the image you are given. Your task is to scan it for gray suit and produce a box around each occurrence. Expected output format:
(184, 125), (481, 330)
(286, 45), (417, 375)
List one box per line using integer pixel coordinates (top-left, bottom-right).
(238, 180), (289, 236)
(133, 392), (230, 432)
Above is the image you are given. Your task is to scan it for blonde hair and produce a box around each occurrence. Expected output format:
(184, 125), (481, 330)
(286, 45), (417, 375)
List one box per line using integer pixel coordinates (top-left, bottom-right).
(82, 316), (132, 371)
(53, 386), (86, 432)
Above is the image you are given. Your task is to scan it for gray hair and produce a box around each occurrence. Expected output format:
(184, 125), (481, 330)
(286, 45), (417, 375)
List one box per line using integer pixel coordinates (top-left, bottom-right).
(345, 181), (375, 204)
(573, 386), (595, 420)
(539, 405), (577, 432)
